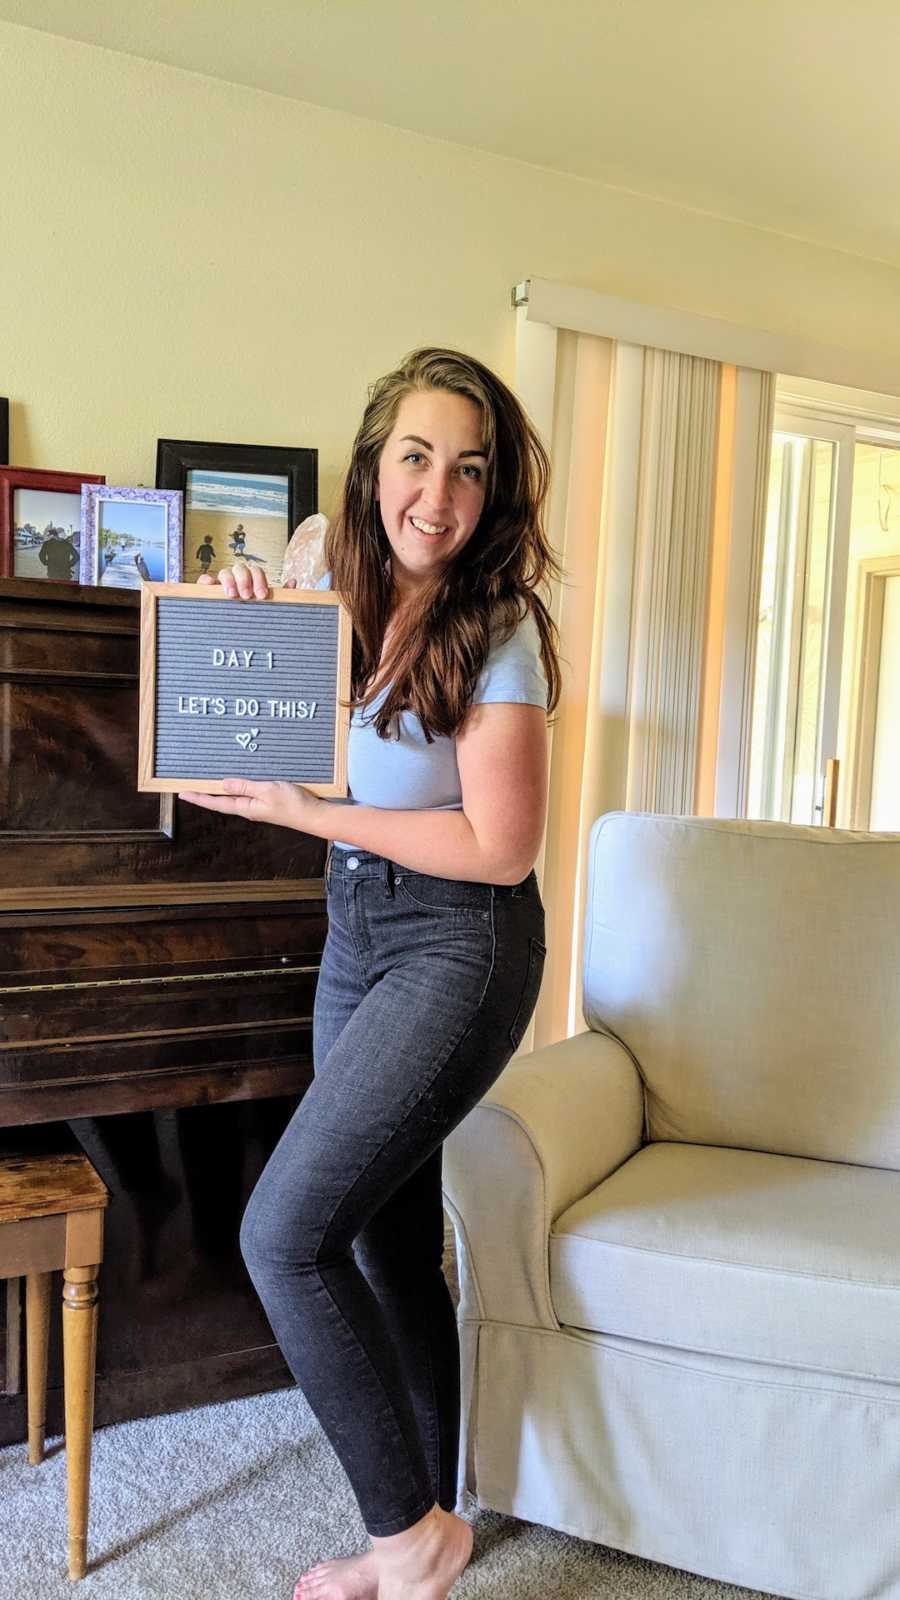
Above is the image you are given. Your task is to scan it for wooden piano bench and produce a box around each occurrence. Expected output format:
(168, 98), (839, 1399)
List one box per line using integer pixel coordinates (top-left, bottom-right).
(0, 1125), (109, 1581)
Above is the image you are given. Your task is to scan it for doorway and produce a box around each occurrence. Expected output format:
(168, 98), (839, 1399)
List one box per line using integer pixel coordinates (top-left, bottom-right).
(748, 414), (900, 830)
(845, 558), (900, 829)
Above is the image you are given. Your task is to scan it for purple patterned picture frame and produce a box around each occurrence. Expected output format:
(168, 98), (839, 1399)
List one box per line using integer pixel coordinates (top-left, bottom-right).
(80, 484), (183, 589)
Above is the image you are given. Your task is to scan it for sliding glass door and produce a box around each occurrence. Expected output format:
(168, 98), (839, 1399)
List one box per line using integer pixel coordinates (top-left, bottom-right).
(747, 413), (854, 824)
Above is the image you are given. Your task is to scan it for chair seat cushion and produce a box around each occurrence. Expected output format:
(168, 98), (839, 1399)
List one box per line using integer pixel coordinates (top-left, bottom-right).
(550, 1141), (900, 1383)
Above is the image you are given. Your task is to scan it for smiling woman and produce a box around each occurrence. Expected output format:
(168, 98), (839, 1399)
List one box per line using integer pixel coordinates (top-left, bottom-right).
(178, 346), (559, 1600)
(371, 392), (488, 592)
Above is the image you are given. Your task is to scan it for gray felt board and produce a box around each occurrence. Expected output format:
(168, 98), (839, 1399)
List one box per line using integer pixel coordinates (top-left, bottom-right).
(154, 596), (338, 781)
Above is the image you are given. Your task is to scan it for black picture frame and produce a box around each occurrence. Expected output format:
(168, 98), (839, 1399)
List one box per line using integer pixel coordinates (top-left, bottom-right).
(0, 399), (8, 466)
(156, 437), (318, 582)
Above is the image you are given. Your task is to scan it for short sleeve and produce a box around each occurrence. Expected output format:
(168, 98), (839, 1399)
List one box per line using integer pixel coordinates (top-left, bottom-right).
(472, 607), (548, 709)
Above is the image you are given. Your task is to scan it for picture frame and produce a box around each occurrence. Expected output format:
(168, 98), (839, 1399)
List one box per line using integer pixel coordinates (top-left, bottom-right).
(80, 484), (183, 589)
(0, 466), (106, 582)
(156, 438), (317, 586)
(138, 581), (351, 796)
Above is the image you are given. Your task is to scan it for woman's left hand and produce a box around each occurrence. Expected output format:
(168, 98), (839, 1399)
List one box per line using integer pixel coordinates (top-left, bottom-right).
(177, 778), (326, 835)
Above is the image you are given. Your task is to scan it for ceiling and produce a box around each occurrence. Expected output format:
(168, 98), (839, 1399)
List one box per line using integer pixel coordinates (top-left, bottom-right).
(3, 0), (899, 268)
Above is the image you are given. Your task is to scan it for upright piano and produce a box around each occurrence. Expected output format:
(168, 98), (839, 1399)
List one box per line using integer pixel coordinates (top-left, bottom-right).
(0, 576), (327, 1444)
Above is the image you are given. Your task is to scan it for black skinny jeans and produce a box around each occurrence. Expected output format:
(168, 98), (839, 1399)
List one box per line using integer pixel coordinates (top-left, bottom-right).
(239, 845), (546, 1536)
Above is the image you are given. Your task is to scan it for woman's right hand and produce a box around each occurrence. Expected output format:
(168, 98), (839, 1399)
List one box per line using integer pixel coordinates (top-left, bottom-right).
(197, 562), (297, 600)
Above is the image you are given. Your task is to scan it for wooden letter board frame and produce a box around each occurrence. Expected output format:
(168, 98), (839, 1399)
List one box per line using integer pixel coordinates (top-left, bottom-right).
(139, 583), (352, 795)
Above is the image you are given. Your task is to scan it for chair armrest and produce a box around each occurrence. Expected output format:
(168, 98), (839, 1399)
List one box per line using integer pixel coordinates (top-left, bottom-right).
(443, 1030), (643, 1330)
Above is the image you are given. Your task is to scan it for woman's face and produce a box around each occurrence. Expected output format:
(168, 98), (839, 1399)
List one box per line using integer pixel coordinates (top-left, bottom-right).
(375, 388), (488, 597)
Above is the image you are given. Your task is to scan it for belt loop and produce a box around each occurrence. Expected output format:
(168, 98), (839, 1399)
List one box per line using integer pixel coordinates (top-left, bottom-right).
(324, 844), (333, 889)
(384, 860), (395, 897)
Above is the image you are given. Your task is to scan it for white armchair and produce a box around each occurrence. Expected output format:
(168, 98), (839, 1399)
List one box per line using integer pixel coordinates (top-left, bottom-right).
(444, 812), (900, 1600)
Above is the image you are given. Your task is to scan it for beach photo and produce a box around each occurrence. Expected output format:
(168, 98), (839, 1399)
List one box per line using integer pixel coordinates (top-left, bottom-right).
(182, 469), (290, 582)
(79, 485), (183, 588)
(13, 487), (81, 580)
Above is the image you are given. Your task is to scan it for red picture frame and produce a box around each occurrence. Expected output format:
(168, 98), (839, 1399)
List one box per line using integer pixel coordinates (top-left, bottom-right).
(0, 466), (106, 581)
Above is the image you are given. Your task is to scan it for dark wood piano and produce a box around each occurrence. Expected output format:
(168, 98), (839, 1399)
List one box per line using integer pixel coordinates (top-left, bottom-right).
(0, 576), (327, 1445)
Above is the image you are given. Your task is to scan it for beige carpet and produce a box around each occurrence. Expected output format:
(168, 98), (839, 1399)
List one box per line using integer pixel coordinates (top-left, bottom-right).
(2, 1382), (775, 1600)
(1, 1228), (775, 1599)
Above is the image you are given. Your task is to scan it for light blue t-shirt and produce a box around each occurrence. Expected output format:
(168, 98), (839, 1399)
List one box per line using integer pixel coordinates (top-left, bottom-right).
(314, 572), (548, 849)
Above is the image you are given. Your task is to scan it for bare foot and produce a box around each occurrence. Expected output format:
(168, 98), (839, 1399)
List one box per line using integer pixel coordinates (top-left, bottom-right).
(294, 1550), (377, 1600)
(371, 1505), (473, 1600)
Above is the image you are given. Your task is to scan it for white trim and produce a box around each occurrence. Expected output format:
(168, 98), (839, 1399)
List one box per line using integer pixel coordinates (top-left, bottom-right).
(776, 393), (900, 448)
(778, 396), (900, 435)
(820, 436), (855, 809)
(848, 558), (900, 828)
(856, 426), (900, 446)
(774, 408), (857, 446)
(776, 375), (900, 429)
(517, 277), (900, 396)
(768, 410), (856, 824)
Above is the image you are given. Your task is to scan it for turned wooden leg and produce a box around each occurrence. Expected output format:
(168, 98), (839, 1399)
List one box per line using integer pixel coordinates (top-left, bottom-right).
(62, 1265), (99, 1582)
(25, 1272), (52, 1465)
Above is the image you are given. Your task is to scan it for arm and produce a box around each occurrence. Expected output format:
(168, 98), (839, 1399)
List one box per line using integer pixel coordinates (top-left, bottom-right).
(181, 701), (546, 885)
(178, 568), (549, 884)
(310, 699), (547, 884)
(443, 1030), (645, 1329)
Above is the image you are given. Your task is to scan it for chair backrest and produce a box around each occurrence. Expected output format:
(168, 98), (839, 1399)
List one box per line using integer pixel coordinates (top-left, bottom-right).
(582, 812), (900, 1169)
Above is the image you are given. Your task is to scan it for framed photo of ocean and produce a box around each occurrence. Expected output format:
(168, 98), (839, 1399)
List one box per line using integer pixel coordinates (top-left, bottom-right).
(138, 583), (351, 796)
(156, 438), (317, 584)
(80, 484), (183, 588)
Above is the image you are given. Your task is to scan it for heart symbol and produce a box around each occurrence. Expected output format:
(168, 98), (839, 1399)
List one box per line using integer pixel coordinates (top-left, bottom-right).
(235, 732), (251, 750)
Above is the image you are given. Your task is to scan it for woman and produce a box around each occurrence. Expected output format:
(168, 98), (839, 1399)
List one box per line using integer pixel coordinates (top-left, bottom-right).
(179, 347), (562, 1600)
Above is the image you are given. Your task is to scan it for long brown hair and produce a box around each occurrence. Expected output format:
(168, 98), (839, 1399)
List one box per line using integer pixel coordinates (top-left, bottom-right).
(324, 347), (562, 741)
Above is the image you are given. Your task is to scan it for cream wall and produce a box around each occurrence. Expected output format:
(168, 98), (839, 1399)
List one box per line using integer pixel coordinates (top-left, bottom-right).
(4, 19), (900, 517)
